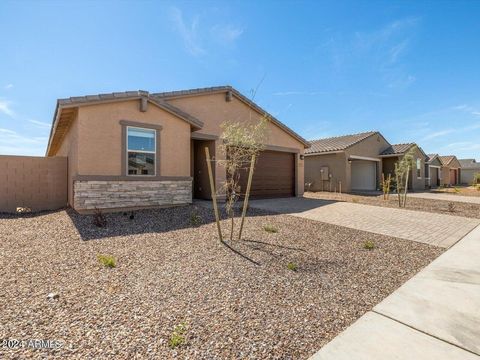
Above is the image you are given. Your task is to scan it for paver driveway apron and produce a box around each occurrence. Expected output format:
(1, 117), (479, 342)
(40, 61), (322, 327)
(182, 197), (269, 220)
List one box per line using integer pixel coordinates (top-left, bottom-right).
(249, 198), (480, 248)
(409, 192), (480, 204)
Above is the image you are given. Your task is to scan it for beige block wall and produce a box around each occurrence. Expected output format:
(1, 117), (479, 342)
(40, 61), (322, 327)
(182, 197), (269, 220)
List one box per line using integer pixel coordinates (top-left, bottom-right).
(304, 153), (347, 192)
(167, 93), (306, 196)
(76, 100), (191, 177)
(0, 155), (67, 213)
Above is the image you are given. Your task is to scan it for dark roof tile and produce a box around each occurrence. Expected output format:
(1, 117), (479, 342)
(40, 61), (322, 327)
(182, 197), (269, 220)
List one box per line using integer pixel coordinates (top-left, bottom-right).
(305, 131), (377, 154)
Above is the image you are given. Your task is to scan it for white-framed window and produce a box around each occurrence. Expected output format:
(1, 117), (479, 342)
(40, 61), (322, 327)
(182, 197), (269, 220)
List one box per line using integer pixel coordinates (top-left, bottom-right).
(126, 126), (156, 176)
(416, 158), (421, 178)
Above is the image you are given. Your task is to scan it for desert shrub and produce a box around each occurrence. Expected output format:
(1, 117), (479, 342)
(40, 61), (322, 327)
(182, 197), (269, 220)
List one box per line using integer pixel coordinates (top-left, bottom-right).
(287, 262), (298, 271)
(169, 322), (187, 349)
(264, 225), (278, 233)
(448, 202), (456, 213)
(352, 198), (359, 203)
(190, 209), (202, 226)
(453, 187), (460, 193)
(97, 254), (116, 268)
(93, 207), (107, 227)
(363, 240), (375, 250)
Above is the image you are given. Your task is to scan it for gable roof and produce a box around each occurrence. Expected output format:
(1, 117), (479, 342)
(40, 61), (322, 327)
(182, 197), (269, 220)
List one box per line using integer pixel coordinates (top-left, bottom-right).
(427, 153), (438, 162)
(438, 155), (461, 168)
(380, 143), (428, 159)
(380, 143), (414, 156)
(305, 131), (378, 155)
(47, 91), (204, 156)
(152, 85), (310, 147)
(459, 158), (480, 169)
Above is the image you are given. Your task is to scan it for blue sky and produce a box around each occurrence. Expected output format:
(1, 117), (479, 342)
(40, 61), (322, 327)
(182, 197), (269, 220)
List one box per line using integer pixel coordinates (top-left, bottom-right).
(1, 0), (479, 158)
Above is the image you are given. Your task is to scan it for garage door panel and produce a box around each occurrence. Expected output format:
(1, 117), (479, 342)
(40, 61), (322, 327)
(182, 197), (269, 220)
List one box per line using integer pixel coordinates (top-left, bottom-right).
(351, 160), (376, 191)
(233, 150), (295, 199)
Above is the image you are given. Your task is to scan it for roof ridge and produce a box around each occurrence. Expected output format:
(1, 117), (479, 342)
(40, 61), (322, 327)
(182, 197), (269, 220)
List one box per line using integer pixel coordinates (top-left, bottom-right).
(309, 131), (377, 143)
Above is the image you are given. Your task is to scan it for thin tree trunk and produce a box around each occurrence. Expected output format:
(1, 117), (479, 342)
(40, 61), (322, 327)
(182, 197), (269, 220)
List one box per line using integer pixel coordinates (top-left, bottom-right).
(403, 166), (410, 207)
(238, 154), (256, 240)
(205, 147), (223, 242)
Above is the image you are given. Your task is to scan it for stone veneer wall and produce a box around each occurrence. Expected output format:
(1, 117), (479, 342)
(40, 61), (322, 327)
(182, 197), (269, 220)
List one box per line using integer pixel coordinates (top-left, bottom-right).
(73, 180), (192, 210)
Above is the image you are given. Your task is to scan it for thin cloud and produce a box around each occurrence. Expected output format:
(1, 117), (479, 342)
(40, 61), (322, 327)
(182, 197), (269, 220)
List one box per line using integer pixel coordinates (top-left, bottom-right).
(422, 129), (454, 140)
(211, 24), (243, 44)
(28, 119), (51, 129)
(169, 7), (205, 56)
(272, 91), (327, 96)
(4, 84), (13, 90)
(0, 99), (15, 117)
(0, 129), (47, 155)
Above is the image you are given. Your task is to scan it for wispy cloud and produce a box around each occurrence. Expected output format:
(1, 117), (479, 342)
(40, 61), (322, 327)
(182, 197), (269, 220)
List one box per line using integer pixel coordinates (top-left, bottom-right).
(453, 104), (480, 117)
(211, 24), (243, 45)
(0, 99), (15, 117)
(0, 128), (47, 155)
(422, 128), (455, 140)
(28, 119), (51, 129)
(169, 7), (205, 56)
(4, 84), (13, 90)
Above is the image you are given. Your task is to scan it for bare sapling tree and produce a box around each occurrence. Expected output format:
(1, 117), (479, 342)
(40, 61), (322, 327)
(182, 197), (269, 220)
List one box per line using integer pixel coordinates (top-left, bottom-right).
(206, 118), (268, 242)
(395, 147), (416, 207)
(381, 173), (392, 200)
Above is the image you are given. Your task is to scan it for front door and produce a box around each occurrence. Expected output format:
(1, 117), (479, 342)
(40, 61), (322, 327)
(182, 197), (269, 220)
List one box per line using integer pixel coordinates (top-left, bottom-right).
(193, 140), (215, 199)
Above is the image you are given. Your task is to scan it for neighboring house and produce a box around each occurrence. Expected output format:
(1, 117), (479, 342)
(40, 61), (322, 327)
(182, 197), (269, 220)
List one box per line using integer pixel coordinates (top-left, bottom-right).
(304, 131), (390, 192)
(459, 158), (480, 185)
(438, 155), (462, 186)
(426, 154), (443, 188)
(380, 143), (427, 191)
(47, 86), (309, 212)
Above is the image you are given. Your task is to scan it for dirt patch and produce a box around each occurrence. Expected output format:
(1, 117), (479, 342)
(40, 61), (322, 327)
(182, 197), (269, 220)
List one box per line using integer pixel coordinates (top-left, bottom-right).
(0, 205), (442, 359)
(431, 186), (480, 197)
(306, 191), (480, 219)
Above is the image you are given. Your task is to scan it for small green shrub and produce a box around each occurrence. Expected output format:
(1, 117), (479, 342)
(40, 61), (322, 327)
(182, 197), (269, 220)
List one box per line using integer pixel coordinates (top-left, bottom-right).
(190, 211), (202, 226)
(352, 198), (359, 203)
(287, 262), (298, 271)
(264, 225), (278, 233)
(453, 187), (460, 193)
(97, 254), (116, 268)
(363, 240), (375, 250)
(169, 322), (187, 349)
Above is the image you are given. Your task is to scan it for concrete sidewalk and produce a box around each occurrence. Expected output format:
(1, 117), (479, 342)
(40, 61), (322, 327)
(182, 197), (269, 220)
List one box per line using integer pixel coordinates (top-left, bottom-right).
(310, 224), (480, 359)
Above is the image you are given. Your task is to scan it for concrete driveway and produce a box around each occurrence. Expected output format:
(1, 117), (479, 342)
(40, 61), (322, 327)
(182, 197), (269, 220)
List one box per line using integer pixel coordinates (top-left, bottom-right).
(249, 197), (480, 248)
(409, 191), (480, 204)
(310, 224), (480, 359)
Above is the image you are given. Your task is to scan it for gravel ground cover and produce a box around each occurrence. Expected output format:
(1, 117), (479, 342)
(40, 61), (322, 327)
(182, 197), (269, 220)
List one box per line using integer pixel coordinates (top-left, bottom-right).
(305, 191), (480, 219)
(0, 205), (442, 359)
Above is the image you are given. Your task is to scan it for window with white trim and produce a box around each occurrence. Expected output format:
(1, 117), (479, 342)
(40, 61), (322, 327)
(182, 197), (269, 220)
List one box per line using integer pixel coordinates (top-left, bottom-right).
(127, 127), (156, 175)
(416, 158), (421, 178)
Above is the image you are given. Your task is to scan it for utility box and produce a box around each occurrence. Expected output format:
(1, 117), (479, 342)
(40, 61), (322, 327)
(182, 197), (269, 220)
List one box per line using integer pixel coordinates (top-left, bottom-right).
(320, 166), (329, 181)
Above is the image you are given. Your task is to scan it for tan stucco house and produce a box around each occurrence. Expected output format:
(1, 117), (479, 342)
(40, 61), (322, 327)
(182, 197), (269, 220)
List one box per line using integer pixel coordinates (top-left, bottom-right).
(459, 158), (480, 184)
(304, 131), (391, 192)
(438, 155), (461, 186)
(47, 86), (309, 212)
(380, 143), (427, 191)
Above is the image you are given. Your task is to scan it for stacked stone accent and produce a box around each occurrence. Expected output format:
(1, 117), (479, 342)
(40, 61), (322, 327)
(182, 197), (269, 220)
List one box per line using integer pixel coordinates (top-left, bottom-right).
(73, 180), (192, 210)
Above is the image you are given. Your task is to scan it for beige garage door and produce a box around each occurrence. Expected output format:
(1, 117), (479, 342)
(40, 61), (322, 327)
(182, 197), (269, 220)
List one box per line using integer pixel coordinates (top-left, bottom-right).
(351, 160), (377, 190)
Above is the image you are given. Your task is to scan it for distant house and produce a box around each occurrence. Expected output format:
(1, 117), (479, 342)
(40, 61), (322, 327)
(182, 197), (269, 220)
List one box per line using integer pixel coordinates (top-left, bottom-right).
(438, 155), (461, 186)
(459, 158), (480, 184)
(304, 131), (391, 192)
(380, 143), (427, 191)
(426, 154), (443, 188)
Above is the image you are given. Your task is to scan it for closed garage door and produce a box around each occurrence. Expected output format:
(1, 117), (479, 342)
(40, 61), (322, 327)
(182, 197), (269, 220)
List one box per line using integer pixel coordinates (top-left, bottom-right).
(234, 150), (295, 199)
(351, 160), (376, 190)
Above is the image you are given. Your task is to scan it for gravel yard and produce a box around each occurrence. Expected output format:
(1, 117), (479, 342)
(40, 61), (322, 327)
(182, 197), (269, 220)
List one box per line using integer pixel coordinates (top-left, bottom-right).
(0, 205), (442, 359)
(432, 186), (480, 197)
(305, 191), (480, 219)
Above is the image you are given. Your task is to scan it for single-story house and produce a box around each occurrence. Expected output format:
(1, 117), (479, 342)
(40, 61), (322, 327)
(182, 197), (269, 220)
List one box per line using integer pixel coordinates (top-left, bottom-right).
(438, 155), (461, 186)
(380, 143), (427, 191)
(459, 158), (480, 185)
(304, 131), (390, 192)
(425, 154), (443, 188)
(47, 86), (309, 212)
